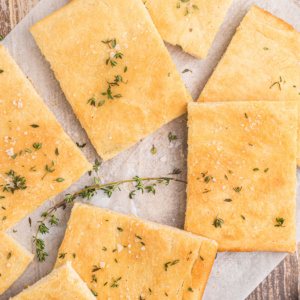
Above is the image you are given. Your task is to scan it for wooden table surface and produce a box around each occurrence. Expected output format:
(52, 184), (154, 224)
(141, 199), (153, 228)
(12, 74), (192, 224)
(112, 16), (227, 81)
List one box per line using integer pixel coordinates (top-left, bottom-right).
(0, 1), (299, 299)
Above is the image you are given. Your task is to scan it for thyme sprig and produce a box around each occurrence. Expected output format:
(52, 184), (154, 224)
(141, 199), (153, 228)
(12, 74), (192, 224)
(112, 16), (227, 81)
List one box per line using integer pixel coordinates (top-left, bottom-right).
(102, 85), (118, 99)
(107, 75), (127, 87)
(106, 52), (124, 68)
(102, 39), (116, 48)
(270, 77), (282, 91)
(42, 161), (55, 180)
(111, 277), (122, 288)
(33, 175), (186, 262)
(3, 170), (27, 194)
(275, 217), (285, 227)
(168, 132), (177, 142)
(213, 216), (224, 228)
(88, 159), (101, 176)
(102, 38), (123, 67)
(89, 38), (127, 108)
(87, 94), (105, 107)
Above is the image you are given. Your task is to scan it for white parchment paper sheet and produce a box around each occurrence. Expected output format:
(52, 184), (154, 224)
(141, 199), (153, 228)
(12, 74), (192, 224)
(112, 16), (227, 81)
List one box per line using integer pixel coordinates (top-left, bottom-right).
(1, 0), (300, 299)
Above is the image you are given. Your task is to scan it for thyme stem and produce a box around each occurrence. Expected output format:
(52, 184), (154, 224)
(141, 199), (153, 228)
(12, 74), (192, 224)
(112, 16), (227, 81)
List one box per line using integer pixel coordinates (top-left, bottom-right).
(34, 176), (186, 261)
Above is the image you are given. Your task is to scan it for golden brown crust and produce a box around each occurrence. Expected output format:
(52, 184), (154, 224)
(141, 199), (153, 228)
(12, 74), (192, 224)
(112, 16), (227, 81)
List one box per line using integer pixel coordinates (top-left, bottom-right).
(0, 46), (92, 232)
(0, 232), (34, 295)
(144, 0), (233, 58)
(55, 203), (217, 299)
(242, 5), (297, 35)
(30, 0), (192, 161)
(198, 5), (300, 165)
(10, 262), (96, 300)
(185, 102), (297, 253)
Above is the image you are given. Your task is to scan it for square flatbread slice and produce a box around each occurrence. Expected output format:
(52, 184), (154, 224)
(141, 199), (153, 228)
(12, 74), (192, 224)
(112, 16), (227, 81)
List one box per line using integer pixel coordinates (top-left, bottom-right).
(0, 46), (91, 232)
(10, 262), (96, 300)
(54, 202), (218, 299)
(0, 232), (34, 295)
(198, 5), (300, 165)
(144, 0), (233, 58)
(30, 0), (192, 161)
(185, 102), (297, 252)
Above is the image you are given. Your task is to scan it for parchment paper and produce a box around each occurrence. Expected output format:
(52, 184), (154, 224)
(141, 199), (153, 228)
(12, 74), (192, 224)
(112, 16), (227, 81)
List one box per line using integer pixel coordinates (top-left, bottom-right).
(1, 0), (300, 299)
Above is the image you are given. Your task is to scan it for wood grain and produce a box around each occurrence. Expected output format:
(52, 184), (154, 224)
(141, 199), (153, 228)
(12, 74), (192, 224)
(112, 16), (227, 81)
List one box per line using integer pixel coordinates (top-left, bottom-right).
(0, 0), (11, 38)
(0, 0), (40, 36)
(0, 1), (299, 299)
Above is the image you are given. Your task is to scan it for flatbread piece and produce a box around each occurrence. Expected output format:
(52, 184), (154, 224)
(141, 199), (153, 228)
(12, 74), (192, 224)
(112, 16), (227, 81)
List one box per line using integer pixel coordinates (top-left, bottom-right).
(0, 232), (34, 295)
(10, 262), (96, 300)
(185, 101), (297, 252)
(55, 202), (218, 299)
(0, 46), (91, 232)
(144, 0), (233, 58)
(30, 0), (192, 161)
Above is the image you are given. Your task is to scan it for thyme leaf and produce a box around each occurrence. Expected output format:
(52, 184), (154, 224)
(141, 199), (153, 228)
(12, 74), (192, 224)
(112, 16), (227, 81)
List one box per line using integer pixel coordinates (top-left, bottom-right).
(76, 142), (86, 148)
(168, 168), (182, 175)
(233, 186), (242, 193)
(33, 143), (42, 150)
(42, 161), (55, 180)
(59, 253), (67, 259)
(111, 277), (122, 288)
(151, 145), (157, 154)
(164, 259), (179, 271)
(3, 170), (27, 194)
(182, 69), (192, 73)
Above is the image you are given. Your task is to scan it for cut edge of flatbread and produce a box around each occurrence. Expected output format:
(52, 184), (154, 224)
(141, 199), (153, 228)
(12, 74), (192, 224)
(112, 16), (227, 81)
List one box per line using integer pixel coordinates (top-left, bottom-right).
(10, 262), (96, 300)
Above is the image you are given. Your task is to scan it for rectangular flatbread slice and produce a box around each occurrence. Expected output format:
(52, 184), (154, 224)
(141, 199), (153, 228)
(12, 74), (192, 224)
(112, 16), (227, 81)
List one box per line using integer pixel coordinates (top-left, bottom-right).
(185, 102), (297, 252)
(0, 46), (92, 232)
(55, 202), (218, 299)
(30, 0), (192, 161)
(144, 0), (233, 58)
(10, 262), (96, 300)
(0, 233), (34, 295)
(198, 5), (300, 165)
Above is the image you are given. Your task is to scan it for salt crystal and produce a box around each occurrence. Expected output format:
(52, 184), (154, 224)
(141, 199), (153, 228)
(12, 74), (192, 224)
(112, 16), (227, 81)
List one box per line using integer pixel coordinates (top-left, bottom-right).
(6, 148), (14, 157)
(117, 244), (124, 253)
